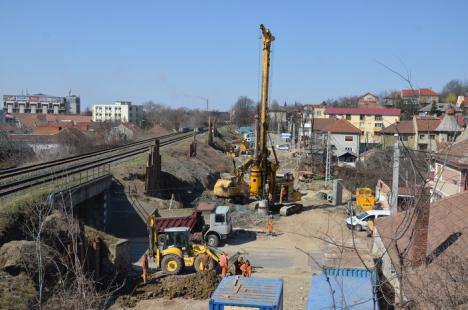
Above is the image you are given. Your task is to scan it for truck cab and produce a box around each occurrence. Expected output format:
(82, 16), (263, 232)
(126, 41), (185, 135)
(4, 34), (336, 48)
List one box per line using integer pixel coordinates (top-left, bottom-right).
(204, 205), (232, 247)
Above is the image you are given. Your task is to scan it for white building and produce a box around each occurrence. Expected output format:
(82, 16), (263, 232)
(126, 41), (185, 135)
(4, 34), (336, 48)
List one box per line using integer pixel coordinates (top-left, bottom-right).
(92, 101), (142, 124)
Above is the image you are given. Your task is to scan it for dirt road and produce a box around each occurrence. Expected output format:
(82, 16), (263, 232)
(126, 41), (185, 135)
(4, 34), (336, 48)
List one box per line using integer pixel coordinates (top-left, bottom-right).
(112, 194), (373, 310)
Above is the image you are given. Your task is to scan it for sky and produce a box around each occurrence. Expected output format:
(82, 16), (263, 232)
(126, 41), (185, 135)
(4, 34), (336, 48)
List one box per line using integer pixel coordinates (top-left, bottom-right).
(1, 1), (467, 111)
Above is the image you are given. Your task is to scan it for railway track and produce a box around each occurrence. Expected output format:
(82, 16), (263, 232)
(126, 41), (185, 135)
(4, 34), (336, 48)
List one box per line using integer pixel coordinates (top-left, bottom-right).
(0, 131), (195, 196)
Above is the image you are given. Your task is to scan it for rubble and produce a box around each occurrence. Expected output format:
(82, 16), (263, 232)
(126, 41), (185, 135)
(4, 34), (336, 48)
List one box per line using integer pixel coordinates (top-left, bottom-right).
(118, 270), (220, 307)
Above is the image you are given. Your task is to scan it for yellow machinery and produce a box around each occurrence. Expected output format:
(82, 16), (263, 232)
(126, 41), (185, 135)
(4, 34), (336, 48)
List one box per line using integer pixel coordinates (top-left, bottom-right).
(356, 188), (375, 211)
(148, 214), (220, 275)
(214, 24), (300, 204)
(249, 24), (278, 200)
(213, 158), (253, 199)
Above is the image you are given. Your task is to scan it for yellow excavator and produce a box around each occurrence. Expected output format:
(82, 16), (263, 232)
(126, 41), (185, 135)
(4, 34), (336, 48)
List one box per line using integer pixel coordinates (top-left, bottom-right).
(148, 214), (220, 275)
(213, 157), (254, 199)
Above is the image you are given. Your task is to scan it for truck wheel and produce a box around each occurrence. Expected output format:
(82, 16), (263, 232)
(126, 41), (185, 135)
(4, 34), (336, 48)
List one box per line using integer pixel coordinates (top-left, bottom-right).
(161, 254), (183, 275)
(194, 255), (215, 272)
(206, 234), (220, 247)
(355, 224), (363, 232)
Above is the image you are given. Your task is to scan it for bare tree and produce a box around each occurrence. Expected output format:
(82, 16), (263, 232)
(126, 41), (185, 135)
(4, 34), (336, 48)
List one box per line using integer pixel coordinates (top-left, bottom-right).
(231, 96), (256, 127)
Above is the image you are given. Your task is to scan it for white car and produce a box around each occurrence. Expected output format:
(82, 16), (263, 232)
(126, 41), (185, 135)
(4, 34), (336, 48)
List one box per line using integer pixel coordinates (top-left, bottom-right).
(345, 210), (390, 231)
(276, 144), (290, 151)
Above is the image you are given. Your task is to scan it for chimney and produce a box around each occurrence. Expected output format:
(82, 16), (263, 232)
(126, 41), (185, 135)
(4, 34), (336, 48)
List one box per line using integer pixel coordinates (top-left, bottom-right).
(407, 190), (430, 267)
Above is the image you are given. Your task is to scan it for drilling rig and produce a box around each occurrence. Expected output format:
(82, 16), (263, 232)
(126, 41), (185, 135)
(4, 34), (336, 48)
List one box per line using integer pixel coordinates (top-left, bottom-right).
(249, 24), (277, 200)
(214, 24), (300, 208)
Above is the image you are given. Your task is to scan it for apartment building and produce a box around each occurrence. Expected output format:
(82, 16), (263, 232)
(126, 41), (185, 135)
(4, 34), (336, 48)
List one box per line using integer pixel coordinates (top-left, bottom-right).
(92, 101), (142, 124)
(323, 107), (400, 144)
(3, 94), (80, 115)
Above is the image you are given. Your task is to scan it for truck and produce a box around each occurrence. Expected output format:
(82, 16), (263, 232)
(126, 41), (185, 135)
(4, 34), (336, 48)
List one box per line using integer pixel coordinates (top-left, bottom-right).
(153, 204), (232, 247)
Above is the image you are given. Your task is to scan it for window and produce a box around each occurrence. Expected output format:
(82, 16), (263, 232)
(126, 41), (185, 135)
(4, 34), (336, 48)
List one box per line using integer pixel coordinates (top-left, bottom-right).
(374, 123), (383, 128)
(316, 111), (322, 116)
(419, 134), (425, 139)
(375, 115), (382, 121)
(400, 135), (409, 141)
(360, 115), (365, 121)
(215, 214), (225, 223)
(345, 136), (353, 141)
(429, 134), (435, 140)
(359, 122), (365, 127)
(346, 114), (351, 120)
(418, 144), (428, 151)
(345, 147), (352, 152)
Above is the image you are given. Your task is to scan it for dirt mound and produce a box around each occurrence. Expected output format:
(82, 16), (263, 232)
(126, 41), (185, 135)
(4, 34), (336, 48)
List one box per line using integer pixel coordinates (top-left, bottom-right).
(119, 271), (220, 307)
(0, 271), (37, 309)
(0, 240), (55, 277)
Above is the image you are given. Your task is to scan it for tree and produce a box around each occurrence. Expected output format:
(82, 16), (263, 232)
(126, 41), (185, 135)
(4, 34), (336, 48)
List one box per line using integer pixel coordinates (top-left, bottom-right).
(430, 102), (438, 115)
(440, 79), (468, 99)
(445, 93), (457, 105)
(231, 96), (256, 127)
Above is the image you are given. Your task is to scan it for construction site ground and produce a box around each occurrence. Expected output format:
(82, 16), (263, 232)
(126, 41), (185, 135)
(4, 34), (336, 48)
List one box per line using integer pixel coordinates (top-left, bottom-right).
(111, 190), (373, 310)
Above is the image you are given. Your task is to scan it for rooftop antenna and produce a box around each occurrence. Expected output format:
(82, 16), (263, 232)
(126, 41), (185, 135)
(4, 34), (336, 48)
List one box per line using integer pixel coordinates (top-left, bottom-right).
(69, 88), (72, 96)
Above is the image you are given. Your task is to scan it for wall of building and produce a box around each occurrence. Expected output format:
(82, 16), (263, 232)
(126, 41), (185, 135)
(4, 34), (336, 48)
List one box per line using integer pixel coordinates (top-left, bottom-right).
(382, 134), (416, 149)
(3, 95), (79, 115)
(434, 163), (463, 198)
(327, 114), (399, 144)
(329, 133), (360, 155)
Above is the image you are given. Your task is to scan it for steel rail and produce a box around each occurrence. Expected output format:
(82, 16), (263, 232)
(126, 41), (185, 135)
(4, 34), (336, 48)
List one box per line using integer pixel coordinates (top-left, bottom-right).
(0, 132), (182, 179)
(0, 132), (194, 196)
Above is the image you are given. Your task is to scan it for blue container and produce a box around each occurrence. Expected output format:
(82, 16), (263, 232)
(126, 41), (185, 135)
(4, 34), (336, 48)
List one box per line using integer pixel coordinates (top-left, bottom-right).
(306, 268), (379, 310)
(209, 276), (283, 310)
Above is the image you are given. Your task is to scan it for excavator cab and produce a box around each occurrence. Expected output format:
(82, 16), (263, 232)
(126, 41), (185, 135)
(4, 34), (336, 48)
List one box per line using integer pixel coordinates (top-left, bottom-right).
(161, 227), (191, 255)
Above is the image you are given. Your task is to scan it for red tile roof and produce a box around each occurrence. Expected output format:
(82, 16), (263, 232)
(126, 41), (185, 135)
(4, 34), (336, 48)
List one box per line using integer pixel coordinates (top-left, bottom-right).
(380, 120), (415, 134)
(311, 118), (336, 131)
(322, 119), (361, 134)
(415, 117), (441, 132)
(325, 107), (400, 116)
(401, 88), (439, 97)
(434, 138), (468, 168)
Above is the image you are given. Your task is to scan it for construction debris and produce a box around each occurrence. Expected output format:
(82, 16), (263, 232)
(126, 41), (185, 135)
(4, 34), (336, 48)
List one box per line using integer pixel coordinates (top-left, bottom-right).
(118, 270), (220, 307)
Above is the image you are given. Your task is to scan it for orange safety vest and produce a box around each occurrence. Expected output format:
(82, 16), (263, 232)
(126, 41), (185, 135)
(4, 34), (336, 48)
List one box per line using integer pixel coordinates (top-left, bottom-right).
(219, 254), (228, 268)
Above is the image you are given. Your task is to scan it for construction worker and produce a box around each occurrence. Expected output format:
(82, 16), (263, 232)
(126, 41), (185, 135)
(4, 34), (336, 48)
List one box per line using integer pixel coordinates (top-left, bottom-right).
(234, 256), (244, 275)
(267, 216), (273, 236)
(140, 253), (149, 284)
(219, 252), (229, 277)
(244, 260), (252, 277)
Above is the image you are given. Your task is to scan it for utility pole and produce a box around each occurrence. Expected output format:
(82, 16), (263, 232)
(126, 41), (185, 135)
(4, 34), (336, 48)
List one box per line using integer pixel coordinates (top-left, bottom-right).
(325, 131), (331, 188)
(206, 98), (209, 112)
(390, 134), (399, 215)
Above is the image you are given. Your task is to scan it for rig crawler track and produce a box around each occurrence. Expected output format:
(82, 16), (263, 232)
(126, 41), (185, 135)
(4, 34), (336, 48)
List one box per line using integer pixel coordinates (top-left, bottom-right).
(0, 131), (195, 196)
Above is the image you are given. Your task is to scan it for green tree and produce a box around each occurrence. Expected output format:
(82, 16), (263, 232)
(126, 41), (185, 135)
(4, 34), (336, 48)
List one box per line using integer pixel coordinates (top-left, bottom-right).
(445, 93), (457, 104)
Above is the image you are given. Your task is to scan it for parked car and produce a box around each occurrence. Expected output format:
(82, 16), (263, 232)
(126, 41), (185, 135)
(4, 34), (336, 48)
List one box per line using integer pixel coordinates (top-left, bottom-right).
(345, 210), (390, 231)
(276, 144), (290, 151)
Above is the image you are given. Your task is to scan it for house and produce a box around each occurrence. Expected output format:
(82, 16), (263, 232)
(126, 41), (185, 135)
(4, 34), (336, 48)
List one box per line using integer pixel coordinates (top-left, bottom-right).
(380, 113), (463, 152)
(380, 119), (416, 149)
(357, 92), (383, 109)
(418, 102), (462, 117)
(375, 179), (417, 211)
(323, 107), (400, 144)
(401, 88), (439, 106)
(429, 138), (468, 200)
(92, 101), (143, 124)
(372, 191), (468, 308)
(322, 119), (361, 165)
(303, 103), (326, 119)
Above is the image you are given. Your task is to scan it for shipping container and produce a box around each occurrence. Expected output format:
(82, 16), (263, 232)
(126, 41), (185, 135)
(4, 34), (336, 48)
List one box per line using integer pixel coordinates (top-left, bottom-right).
(306, 268), (379, 310)
(209, 276), (283, 310)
